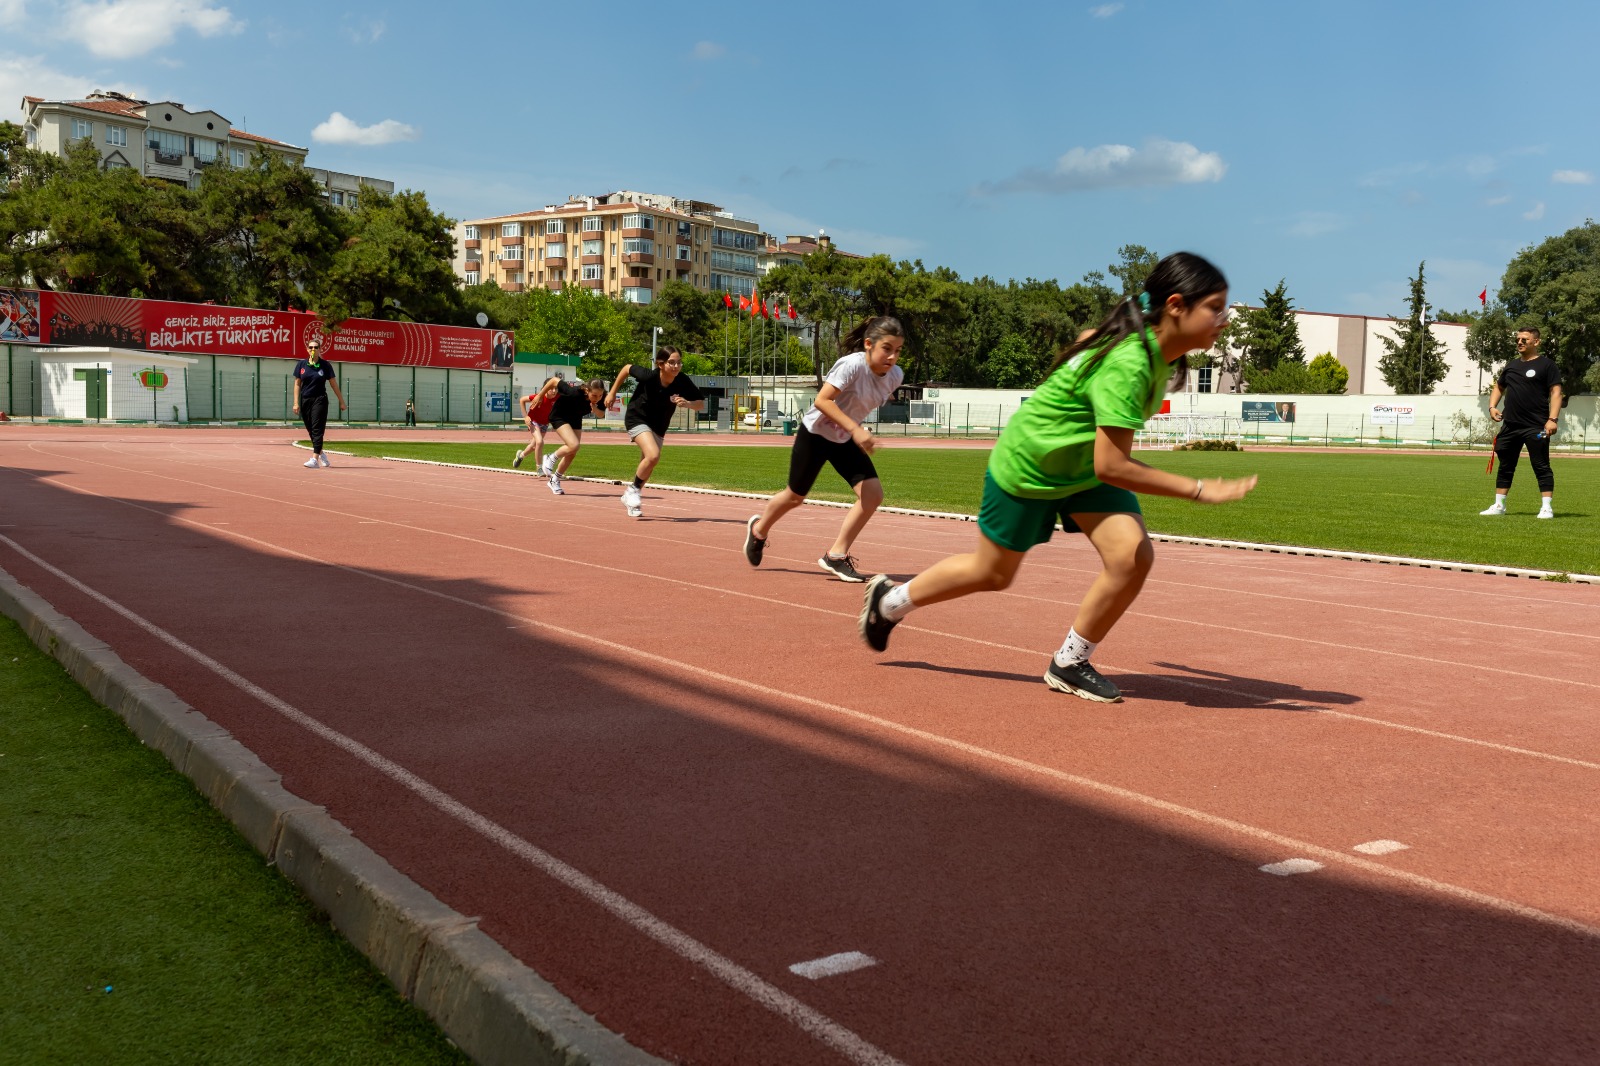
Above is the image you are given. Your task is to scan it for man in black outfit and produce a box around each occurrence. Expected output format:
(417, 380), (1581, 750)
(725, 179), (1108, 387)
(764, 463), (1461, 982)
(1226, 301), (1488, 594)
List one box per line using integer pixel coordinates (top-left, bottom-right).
(1482, 327), (1562, 518)
(291, 335), (347, 468)
(602, 345), (705, 517)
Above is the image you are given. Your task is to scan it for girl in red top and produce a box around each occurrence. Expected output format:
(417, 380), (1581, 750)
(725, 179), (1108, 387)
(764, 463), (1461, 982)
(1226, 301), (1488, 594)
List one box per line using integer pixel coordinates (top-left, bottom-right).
(512, 386), (558, 472)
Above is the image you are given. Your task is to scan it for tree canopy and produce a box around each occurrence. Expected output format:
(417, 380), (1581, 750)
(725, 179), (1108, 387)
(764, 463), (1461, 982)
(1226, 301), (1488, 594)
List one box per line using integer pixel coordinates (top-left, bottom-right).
(1498, 221), (1600, 393)
(1377, 262), (1450, 394)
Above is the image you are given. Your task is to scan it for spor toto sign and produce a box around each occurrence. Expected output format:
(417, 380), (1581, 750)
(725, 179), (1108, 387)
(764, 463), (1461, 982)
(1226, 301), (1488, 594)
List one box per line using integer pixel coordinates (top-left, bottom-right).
(0, 286), (507, 371)
(1370, 404), (1416, 426)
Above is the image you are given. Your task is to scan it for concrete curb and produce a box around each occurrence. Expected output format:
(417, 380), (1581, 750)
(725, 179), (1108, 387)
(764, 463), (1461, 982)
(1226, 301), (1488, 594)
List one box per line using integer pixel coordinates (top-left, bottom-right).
(373, 454), (1600, 585)
(0, 564), (667, 1066)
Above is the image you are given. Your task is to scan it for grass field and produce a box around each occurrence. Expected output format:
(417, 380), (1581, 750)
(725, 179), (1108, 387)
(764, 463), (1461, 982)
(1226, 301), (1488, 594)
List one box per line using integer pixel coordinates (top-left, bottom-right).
(0, 616), (470, 1065)
(332, 440), (1599, 576)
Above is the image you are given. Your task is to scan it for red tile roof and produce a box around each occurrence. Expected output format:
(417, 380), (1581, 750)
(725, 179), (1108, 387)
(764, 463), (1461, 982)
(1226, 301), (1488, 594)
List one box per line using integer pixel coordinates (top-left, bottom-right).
(229, 129), (301, 149)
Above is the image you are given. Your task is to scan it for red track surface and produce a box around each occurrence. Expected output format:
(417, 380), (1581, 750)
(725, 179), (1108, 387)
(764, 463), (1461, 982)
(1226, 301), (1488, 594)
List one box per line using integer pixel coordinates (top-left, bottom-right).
(4, 426), (1599, 1065)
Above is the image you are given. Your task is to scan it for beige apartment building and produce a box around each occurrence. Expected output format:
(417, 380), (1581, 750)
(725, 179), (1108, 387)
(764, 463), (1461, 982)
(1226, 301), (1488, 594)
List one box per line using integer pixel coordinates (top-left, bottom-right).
(19, 91), (393, 206)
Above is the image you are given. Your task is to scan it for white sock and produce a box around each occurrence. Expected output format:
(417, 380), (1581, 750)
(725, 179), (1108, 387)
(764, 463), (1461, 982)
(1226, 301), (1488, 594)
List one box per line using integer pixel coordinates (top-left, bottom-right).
(880, 582), (917, 622)
(1054, 628), (1097, 667)
(1541, 496), (1553, 511)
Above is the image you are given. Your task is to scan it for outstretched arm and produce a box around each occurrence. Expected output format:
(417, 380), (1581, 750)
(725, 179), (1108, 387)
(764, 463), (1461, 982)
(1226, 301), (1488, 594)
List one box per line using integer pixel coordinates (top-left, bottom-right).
(1093, 426), (1256, 503)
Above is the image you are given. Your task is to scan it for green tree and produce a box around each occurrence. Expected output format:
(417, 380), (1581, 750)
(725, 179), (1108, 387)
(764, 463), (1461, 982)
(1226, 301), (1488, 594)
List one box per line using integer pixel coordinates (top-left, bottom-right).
(1236, 279), (1306, 373)
(985, 333), (1040, 388)
(1465, 303), (1517, 389)
(461, 281), (531, 330)
(1108, 244), (1159, 298)
(517, 285), (639, 380)
(1243, 360), (1316, 393)
(314, 190), (462, 326)
(1498, 221), (1600, 394)
(1377, 261), (1449, 393)
(1306, 353), (1349, 394)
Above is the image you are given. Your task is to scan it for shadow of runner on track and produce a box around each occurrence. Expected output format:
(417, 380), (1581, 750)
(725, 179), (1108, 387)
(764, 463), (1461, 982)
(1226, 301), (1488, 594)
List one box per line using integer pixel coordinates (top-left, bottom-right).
(1, 462), (1596, 1066)
(1138, 661), (1363, 711)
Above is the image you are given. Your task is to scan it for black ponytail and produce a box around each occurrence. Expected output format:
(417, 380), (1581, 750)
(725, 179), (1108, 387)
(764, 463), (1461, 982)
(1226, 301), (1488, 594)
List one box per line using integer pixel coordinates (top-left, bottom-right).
(841, 315), (904, 355)
(1046, 252), (1227, 391)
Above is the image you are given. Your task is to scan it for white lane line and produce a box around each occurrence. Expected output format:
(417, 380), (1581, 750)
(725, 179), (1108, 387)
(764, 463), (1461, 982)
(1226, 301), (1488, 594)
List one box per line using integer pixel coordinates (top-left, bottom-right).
(12, 457), (1600, 775)
(1354, 840), (1410, 856)
(1260, 859), (1325, 876)
(9, 513), (1600, 948)
(790, 953), (879, 980)
(0, 538), (906, 1066)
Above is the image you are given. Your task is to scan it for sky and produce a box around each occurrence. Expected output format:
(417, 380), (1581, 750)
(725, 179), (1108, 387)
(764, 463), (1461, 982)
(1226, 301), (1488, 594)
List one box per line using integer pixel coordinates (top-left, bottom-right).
(5, 0), (1600, 316)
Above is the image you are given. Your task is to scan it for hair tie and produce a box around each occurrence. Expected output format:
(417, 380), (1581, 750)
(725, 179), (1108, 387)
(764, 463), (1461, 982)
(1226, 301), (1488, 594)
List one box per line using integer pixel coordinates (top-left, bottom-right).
(1136, 292), (1151, 313)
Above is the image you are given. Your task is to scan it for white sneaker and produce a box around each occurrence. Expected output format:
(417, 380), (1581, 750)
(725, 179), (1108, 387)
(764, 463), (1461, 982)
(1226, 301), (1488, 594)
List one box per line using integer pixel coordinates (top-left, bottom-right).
(548, 473), (564, 495)
(540, 454), (557, 477)
(317, 453), (331, 468)
(621, 485), (641, 510)
(1479, 502), (1505, 516)
(304, 457), (320, 468)
(1537, 507), (1554, 519)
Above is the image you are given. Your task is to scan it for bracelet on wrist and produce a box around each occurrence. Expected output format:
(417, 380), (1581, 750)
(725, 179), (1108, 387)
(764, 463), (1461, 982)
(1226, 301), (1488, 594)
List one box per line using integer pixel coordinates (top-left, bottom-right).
(1192, 479), (1204, 500)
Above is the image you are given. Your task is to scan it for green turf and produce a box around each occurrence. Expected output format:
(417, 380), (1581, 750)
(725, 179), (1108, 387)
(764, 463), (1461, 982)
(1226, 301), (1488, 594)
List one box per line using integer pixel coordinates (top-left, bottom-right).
(0, 616), (470, 1065)
(330, 440), (1599, 576)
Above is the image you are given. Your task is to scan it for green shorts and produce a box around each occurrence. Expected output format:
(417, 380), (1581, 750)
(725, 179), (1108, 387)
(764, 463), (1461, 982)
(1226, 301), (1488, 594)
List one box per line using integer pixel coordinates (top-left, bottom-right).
(977, 472), (1141, 552)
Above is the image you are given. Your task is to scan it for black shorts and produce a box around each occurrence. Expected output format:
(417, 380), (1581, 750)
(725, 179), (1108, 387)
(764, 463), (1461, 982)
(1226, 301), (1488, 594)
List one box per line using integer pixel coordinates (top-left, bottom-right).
(547, 417), (585, 432)
(786, 423), (879, 496)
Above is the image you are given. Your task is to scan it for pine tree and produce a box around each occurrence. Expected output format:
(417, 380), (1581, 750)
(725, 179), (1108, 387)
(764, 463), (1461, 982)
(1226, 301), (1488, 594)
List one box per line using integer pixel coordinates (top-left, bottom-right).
(1377, 262), (1450, 394)
(1237, 279), (1306, 373)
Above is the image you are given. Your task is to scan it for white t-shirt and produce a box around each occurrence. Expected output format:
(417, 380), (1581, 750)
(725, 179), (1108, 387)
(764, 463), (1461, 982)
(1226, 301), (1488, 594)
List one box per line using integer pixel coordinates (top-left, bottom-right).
(802, 352), (905, 444)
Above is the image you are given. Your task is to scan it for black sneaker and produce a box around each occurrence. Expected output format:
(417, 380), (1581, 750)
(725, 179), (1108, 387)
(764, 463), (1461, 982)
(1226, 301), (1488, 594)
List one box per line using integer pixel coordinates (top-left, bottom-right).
(1043, 659), (1123, 703)
(818, 554), (868, 582)
(859, 574), (899, 652)
(743, 515), (766, 567)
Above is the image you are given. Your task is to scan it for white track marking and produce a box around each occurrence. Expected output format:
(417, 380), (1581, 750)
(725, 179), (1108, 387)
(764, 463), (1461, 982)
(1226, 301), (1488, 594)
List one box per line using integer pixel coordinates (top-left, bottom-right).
(1260, 859), (1325, 876)
(0, 534), (905, 1066)
(7, 524), (1600, 945)
(1354, 840), (1410, 856)
(10, 458), (1600, 773)
(790, 953), (879, 980)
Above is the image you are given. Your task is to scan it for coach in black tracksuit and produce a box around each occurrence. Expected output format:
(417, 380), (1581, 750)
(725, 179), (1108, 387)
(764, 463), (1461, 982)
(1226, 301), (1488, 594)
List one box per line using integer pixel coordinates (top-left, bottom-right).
(1482, 327), (1562, 518)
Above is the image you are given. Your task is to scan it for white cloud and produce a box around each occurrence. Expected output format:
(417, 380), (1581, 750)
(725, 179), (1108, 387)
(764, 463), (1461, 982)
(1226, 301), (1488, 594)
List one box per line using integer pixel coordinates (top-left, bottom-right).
(691, 40), (725, 60)
(1552, 169), (1593, 185)
(1285, 211), (1345, 238)
(977, 138), (1226, 195)
(1523, 201), (1546, 221)
(311, 111), (419, 146)
(0, 0), (26, 25)
(1090, 3), (1123, 15)
(66, 0), (240, 58)
(0, 54), (143, 121)
(1483, 194), (1511, 206)
(344, 15), (384, 44)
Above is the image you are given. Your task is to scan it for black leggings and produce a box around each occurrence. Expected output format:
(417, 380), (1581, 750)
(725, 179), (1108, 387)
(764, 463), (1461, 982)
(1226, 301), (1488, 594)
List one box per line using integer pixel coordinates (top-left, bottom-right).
(1494, 431), (1553, 492)
(301, 395), (329, 454)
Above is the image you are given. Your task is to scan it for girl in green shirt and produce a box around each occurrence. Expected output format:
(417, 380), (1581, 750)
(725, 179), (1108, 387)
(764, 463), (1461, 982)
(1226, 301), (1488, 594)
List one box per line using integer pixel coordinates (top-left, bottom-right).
(858, 252), (1257, 703)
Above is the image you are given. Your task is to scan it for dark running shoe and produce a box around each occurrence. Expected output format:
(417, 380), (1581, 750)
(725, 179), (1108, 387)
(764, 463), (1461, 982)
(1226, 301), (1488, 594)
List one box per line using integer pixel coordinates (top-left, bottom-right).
(1043, 659), (1123, 703)
(818, 554), (868, 582)
(859, 574), (899, 652)
(743, 515), (766, 567)
(512, 449), (524, 469)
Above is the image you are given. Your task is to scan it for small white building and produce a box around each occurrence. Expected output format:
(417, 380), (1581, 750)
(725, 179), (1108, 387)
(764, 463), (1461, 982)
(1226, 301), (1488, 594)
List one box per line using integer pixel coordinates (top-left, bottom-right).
(40, 348), (198, 421)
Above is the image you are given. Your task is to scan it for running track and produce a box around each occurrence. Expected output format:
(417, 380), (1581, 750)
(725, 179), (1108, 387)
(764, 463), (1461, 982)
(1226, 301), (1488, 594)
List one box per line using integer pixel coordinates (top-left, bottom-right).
(3, 427), (1599, 1065)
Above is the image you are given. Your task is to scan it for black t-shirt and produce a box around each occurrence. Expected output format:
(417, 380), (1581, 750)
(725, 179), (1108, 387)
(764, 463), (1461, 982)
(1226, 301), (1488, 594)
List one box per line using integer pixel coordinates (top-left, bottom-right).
(550, 381), (597, 426)
(1498, 356), (1562, 433)
(624, 365), (704, 435)
(294, 359), (335, 402)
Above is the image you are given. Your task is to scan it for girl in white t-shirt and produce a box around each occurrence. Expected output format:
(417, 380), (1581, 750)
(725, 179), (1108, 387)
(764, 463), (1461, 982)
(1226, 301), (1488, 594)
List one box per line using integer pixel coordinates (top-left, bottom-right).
(742, 316), (905, 582)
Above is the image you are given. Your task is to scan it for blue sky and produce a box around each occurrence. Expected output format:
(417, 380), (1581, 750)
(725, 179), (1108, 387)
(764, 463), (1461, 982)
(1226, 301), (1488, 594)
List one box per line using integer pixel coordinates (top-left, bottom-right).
(6, 0), (1599, 316)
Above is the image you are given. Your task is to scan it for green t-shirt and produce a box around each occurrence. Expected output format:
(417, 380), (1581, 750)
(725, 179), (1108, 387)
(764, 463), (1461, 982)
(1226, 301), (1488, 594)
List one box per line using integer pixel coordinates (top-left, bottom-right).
(987, 329), (1174, 499)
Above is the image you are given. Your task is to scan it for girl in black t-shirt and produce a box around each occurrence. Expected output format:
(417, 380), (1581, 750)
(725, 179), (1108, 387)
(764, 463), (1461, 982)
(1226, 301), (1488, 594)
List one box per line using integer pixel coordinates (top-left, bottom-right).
(534, 377), (607, 496)
(602, 346), (706, 517)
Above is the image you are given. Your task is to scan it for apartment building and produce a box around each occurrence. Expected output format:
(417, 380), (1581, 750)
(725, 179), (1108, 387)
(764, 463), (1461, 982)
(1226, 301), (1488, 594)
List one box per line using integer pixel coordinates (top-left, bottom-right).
(18, 91), (393, 204)
(455, 190), (793, 303)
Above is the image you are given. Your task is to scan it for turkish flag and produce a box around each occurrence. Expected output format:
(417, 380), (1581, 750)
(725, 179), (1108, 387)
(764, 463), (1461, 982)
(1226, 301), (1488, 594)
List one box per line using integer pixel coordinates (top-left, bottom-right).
(723, 293), (733, 309)
(750, 289), (760, 317)
(738, 295), (749, 310)
(1479, 288), (1488, 306)
(787, 303), (797, 320)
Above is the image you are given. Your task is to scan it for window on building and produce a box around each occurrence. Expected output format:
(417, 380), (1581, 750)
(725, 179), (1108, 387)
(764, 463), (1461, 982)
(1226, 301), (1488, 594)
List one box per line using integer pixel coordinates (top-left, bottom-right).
(621, 213), (654, 231)
(546, 243), (566, 259)
(710, 273), (755, 296)
(348, 194), (358, 210)
(193, 139), (217, 163)
(329, 191), (344, 206)
(229, 146), (247, 166)
(678, 220), (692, 238)
(582, 264), (603, 281)
(582, 216), (603, 232)
(71, 119), (93, 140)
(621, 287), (652, 305)
(464, 224), (479, 240)
(1198, 367), (1213, 394)
(501, 222), (523, 238)
(677, 246), (691, 261)
(610, 243), (618, 260)
(545, 219), (566, 235)
(465, 271), (480, 285)
(499, 247), (523, 261)
(148, 129), (185, 157)
(623, 238), (654, 256)
(712, 227), (759, 251)
(711, 250), (757, 273)
(582, 239), (603, 256)
(104, 125), (127, 147)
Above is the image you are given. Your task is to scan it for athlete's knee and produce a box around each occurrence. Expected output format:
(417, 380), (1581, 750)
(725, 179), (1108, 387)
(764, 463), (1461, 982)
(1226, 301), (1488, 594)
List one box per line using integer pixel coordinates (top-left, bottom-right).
(1103, 536), (1155, 580)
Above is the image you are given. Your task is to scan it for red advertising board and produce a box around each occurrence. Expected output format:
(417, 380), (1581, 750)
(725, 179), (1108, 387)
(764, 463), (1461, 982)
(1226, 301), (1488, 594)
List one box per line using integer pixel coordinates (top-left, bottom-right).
(0, 287), (511, 371)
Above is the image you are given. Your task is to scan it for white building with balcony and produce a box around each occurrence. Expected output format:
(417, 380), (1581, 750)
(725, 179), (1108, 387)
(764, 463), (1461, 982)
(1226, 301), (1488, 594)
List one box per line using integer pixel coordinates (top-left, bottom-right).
(18, 91), (392, 205)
